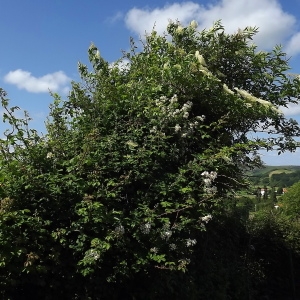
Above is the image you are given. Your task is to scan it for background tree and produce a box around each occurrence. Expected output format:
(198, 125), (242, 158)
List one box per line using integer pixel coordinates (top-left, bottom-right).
(277, 186), (284, 195)
(270, 186), (277, 202)
(282, 181), (300, 220)
(263, 185), (268, 200)
(0, 20), (300, 299)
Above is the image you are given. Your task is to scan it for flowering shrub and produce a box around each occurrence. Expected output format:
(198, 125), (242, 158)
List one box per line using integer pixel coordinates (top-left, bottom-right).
(0, 20), (299, 298)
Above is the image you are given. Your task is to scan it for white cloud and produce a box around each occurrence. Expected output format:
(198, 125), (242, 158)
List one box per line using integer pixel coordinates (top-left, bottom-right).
(125, 0), (300, 56)
(107, 11), (124, 23)
(4, 69), (71, 93)
(280, 103), (300, 117)
(110, 58), (131, 71)
(285, 32), (300, 57)
(125, 2), (202, 35)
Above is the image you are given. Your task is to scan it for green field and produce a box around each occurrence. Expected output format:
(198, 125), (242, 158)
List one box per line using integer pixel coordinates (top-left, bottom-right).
(250, 165), (300, 177)
(248, 165), (300, 188)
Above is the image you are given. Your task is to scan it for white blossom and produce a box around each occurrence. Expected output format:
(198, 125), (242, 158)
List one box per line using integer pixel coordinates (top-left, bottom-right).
(201, 171), (218, 183)
(201, 171), (209, 177)
(150, 126), (157, 134)
(140, 223), (151, 234)
(186, 238), (197, 247)
(201, 214), (213, 223)
(169, 243), (177, 250)
(161, 230), (172, 240)
(176, 26), (184, 34)
(209, 171), (218, 180)
(170, 94), (178, 104)
(46, 152), (54, 159)
(183, 111), (189, 118)
(155, 99), (161, 106)
(150, 247), (158, 253)
(204, 186), (218, 194)
(182, 101), (192, 111)
(115, 225), (125, 235)
(234, 87), (281, 113)
(196, 115), (205, 121)
(159, 96), (168, 103)
(190, 20), (198, 29)
(203, 178), (211, 186)
(195, 51), (207, 66)
(223, 84), (234, 95)
(175, 124), (181, 132)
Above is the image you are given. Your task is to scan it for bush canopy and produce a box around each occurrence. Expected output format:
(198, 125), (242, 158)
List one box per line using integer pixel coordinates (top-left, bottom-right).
(0, 20), (299, 299)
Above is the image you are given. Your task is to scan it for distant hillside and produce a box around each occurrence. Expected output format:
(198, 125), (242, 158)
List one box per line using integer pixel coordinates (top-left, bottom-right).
(248, 165), (300, 187)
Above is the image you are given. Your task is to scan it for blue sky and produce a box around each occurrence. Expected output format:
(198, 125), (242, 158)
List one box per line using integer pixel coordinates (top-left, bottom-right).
(0, 0), (300, 165)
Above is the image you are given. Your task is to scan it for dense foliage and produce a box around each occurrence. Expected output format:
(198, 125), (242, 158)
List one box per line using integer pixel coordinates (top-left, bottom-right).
(0, 20), (300, 299)
(282, 181), (300, 219)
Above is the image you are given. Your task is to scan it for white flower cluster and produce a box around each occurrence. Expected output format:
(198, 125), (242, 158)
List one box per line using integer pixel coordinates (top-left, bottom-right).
(161, 223), (172, 241)
(195, 51), (207, 67)
(161, 230), (172, 240)
(153, 94), (206, 138)
(155, 95), (169, 107)
(169, 243), (177, 250)
(178, 258), (191, 268)
(201, 171), (218, 194)
(190, 20), (198, 29)
(201, 171), (217, 185)
(150, 247), (158, 253)
(223, 84), (234, 95)
(155, 95), (192, 119)
(186, 238), (197, 247)
(175, 124), (181, 132)
(85, 249), (100, 261)
(234, 88), (281, 114)
(204, 186), (217, 194)
(195, 115), (205, 121)
(150, 126), (157, 134)
(140, 222), (151, 234)
(46, 152), (54, 159)
(114, 225), (125, 236)
(201, 171), (217, 179)
(201, 214), (213, 223)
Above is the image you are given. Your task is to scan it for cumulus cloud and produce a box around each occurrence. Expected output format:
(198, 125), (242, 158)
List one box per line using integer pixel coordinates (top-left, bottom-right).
(125, 0), (300, 56)
(110, 58), (131, 71)
(285, 32), (300, 57)
(4, 69), (71, 93)
(107, 11), (124, 23)
(280, 103), (300, 117)
(125, 2), (202, 35)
